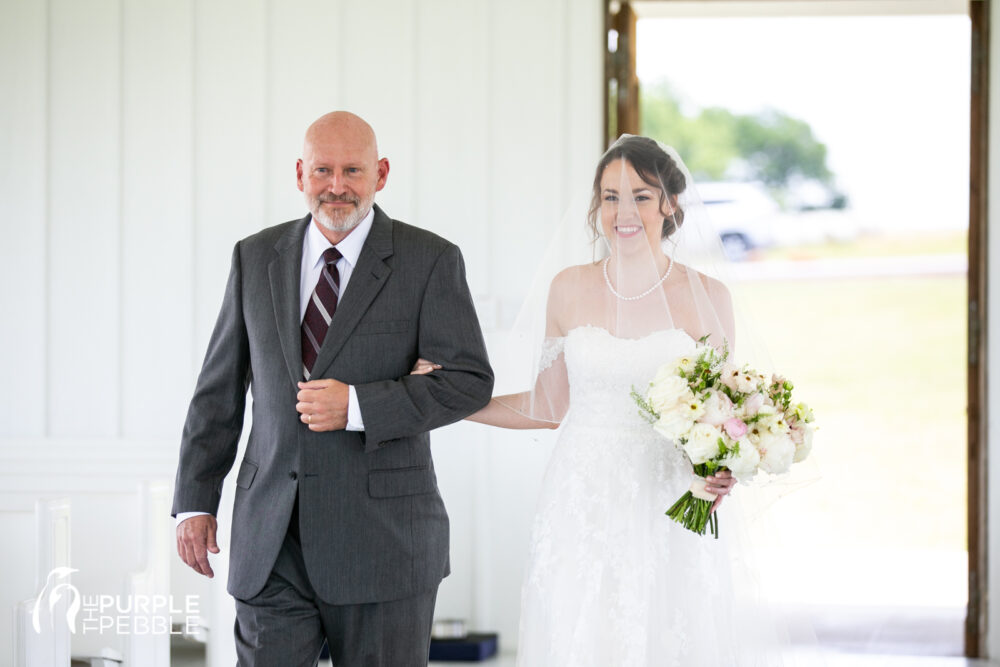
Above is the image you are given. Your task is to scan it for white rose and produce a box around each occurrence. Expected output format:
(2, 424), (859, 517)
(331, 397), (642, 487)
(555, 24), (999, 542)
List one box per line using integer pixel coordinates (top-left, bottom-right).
(653, 411), (695, 442)
(647, 369), (692, 414)
(723, 438), (761, 482)
(792, 423), (815, 463)
(683, 422), (723, 465)
(757, 430), (796, 475)
(699, 389), (734, 426)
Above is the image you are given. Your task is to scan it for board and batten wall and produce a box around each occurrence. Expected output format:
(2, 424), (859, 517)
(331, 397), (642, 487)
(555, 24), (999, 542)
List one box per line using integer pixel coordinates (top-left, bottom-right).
(0, 0), (603, 663)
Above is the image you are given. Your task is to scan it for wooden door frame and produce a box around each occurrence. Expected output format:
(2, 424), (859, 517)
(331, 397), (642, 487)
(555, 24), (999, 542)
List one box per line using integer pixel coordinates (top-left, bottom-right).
(606, 0), (991, 657)
(605, 1), (640, 147)
(968, 0), (989, 658)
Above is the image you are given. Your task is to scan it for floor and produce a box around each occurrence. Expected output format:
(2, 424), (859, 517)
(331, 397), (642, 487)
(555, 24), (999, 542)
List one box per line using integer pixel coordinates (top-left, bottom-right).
(172, 646), (996, 666)
(171, 610), (996, 667)
(802, 604), (966, 657)
(426, 654), (993, 666)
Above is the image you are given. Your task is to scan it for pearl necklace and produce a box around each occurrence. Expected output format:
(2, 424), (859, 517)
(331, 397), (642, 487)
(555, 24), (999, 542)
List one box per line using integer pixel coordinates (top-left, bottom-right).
(602, 256), (673, 301)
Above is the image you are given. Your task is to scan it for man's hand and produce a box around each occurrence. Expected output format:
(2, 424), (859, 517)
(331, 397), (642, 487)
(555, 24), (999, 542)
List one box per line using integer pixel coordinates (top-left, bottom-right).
(176, 514), (220, 578)
(706, 470), (737, 514)
(297, 378), (349, 432)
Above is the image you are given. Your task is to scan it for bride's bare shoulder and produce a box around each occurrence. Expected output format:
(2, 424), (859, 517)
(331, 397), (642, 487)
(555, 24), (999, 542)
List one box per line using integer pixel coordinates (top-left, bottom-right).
(549, 262), (603, 298)
(676, 264), (733, 310)
(546, 263), (601, 332)
(550, 262), (602, 293)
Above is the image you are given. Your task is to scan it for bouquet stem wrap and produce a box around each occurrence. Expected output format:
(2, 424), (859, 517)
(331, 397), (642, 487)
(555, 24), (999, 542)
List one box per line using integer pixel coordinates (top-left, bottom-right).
(665, 464), (721, 538)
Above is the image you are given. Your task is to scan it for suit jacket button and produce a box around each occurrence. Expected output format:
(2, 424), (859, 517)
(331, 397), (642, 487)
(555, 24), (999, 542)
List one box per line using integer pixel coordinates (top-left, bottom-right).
(288, 471), (298, 480)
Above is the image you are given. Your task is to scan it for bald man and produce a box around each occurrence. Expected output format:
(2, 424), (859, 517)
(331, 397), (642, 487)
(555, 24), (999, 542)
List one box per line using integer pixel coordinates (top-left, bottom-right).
(172, 111), (494, 665)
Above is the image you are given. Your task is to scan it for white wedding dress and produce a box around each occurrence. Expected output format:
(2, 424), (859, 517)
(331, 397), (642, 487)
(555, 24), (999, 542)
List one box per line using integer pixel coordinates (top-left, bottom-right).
(516, 325), (785, 666)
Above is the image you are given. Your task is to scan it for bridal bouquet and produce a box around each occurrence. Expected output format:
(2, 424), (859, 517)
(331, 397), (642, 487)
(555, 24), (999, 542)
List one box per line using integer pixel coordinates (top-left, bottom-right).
(631, 338), (815, 538)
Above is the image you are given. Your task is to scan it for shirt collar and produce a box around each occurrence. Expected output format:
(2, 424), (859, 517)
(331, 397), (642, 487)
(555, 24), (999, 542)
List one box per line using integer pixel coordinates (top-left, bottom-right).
(304, 206), (376, 270)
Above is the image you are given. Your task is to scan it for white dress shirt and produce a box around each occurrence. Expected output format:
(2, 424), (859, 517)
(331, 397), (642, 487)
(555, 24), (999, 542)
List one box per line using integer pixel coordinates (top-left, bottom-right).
(177, 209), (375, 526)
(300, 207), (374, 432)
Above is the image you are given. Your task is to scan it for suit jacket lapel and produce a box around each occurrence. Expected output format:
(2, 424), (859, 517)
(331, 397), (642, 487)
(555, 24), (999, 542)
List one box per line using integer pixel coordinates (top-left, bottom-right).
(309, 206), (394, 380)
(269, 216), (310, 386)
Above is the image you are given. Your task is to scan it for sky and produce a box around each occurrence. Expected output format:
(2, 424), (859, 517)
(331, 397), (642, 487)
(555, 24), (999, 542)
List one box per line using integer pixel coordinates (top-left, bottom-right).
(637, 14), (971, 233)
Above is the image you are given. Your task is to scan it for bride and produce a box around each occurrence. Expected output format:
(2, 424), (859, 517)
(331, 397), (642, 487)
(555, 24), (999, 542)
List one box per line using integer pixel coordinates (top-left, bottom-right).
(418, 136), (795, 665)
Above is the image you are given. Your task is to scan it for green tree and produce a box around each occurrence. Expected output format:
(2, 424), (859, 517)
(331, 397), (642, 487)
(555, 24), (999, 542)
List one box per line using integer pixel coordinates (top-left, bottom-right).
(639, 81), (832, 192)
(732, 110), (831, 188)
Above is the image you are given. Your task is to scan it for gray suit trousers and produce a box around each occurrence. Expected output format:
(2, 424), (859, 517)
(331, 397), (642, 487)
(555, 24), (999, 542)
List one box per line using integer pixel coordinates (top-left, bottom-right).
(234, 499), (437, 667)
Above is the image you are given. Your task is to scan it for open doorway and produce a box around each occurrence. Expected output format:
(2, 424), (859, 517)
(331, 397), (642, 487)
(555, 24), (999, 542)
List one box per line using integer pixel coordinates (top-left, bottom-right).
(607, 0), (984, 658)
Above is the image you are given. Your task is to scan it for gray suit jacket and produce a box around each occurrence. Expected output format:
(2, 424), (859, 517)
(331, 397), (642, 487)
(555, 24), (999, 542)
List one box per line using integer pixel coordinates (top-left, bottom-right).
(171, 205), (494, 604)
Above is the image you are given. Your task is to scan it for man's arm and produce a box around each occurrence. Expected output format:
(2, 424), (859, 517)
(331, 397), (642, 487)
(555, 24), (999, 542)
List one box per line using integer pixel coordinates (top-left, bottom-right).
(355, 243), (493, 448)
(172, 242), (251, 575)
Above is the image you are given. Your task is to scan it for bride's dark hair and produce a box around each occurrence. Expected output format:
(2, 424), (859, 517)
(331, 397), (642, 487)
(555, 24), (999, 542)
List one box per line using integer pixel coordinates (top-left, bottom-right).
(587, 135), (687, 240)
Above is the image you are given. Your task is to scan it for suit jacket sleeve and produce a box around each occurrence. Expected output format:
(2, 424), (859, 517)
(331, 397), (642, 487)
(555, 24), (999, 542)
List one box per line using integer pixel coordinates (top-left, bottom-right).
(171, 243), (251, 516)
(354, 243), (493, 449)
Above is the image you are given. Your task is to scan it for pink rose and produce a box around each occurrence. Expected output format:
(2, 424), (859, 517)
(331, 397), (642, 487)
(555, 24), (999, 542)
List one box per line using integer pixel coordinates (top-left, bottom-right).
(724, 418), (748, 439)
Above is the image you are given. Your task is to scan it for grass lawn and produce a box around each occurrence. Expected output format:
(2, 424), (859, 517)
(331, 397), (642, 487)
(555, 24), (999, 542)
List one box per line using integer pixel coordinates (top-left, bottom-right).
(759, 229), (967, 261)
(734, 265), (967, 553)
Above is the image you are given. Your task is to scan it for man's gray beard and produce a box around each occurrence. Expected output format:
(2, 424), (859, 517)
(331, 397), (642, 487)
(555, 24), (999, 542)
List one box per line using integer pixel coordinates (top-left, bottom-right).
(310, 195), (374, 233)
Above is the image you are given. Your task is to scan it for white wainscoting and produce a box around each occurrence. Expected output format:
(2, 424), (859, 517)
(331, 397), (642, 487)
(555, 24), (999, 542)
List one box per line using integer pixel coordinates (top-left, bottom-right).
(13, 498), (71, 667)
(0, 441), (205, 667)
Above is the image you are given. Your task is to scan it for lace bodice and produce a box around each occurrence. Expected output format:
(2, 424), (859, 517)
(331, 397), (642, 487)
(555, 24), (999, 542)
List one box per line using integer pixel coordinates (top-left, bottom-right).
(563, 325), (697, 430)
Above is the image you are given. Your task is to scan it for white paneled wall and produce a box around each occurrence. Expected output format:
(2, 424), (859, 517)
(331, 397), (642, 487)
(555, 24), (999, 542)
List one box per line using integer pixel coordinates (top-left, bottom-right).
(48, 0), (123, 437)
(0, 0), (603, 662)
(120, 0), (195, 438)
(1, 0), (48, 436)
(0, 0), (602, 435)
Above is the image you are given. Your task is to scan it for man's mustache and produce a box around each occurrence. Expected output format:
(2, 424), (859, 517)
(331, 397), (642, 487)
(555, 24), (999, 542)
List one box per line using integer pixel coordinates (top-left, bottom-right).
(318, 194), (360, 205)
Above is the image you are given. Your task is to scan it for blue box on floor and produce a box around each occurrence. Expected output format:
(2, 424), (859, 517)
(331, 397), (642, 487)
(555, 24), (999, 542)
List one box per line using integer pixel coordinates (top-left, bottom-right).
(429, 633), (499, 661)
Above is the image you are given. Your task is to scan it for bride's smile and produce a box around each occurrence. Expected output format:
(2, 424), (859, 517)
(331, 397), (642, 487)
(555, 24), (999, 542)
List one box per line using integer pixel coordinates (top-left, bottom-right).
(613, 223), (643, 237)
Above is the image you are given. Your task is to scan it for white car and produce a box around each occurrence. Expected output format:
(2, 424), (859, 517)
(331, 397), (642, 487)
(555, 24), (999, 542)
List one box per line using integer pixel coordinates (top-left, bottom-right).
(696, 181), (779, 260)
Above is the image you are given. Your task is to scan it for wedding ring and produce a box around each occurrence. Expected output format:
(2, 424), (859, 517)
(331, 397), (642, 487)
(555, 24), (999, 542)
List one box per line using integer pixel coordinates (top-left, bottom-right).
(307, 414), (312, 424)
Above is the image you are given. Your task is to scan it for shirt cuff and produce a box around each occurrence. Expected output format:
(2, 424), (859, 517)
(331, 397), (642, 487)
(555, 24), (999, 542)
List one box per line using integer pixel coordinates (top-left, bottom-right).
(176, 511), (212, 527)
(346, 384), (365, 431)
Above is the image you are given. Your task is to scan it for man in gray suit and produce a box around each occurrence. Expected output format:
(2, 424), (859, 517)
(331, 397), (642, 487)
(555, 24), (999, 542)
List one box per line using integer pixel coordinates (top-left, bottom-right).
(173, 111), (494, 665)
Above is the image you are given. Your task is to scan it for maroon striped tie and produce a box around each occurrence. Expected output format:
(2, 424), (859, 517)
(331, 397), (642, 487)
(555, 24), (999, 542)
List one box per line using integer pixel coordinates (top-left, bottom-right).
(301, 247), (342, 379)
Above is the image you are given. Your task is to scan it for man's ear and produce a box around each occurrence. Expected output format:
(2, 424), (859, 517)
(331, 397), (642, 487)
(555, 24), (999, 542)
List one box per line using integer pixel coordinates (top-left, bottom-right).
(296, 159), (306, 192)
(375, 158), (390, 192)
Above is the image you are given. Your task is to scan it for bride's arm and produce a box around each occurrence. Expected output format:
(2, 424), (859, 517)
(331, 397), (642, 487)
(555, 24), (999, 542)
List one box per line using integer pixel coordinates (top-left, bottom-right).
(466, 393), (560, 429)
(409, 363), (561, 430)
